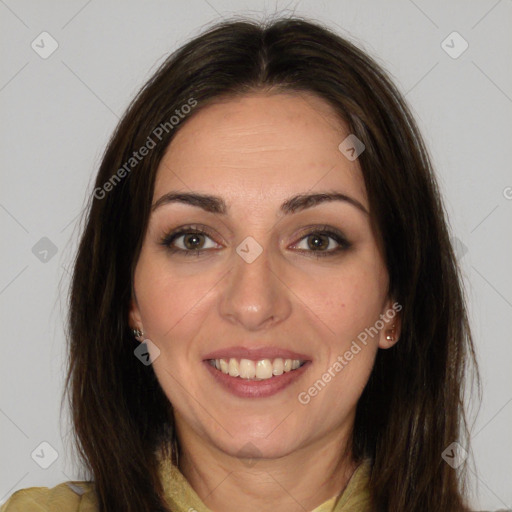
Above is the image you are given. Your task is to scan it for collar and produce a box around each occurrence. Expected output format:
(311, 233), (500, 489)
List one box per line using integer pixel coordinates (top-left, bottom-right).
(156, 446), (372, 512)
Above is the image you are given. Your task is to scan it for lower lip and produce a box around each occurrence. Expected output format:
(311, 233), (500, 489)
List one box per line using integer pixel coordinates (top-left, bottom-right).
(203, 360), (311, 398)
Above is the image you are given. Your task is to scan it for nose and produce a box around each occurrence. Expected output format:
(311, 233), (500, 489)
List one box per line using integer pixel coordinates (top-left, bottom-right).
(219, 239), (292, 331)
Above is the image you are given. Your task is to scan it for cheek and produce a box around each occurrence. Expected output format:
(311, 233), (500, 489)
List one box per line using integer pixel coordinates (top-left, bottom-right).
(303, 261), (387, 342)
(133, 250), (222, 343)
(298, 267), (381, 414)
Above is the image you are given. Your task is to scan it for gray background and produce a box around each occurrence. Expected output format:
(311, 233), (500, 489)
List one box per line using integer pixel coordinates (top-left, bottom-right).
(1, 0), (511, 509)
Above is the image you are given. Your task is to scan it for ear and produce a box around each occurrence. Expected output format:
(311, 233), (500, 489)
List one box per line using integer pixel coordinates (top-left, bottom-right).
(128, 294), (144, 341)
(377, 299), (402, 349)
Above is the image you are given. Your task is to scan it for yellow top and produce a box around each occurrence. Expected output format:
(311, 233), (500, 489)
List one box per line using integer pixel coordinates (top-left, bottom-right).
(1, 453), (372, 512)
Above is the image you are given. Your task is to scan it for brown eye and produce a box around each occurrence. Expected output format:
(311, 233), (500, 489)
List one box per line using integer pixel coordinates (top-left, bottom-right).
(182, 233), (206, 250)
(291, 227), (351, 258)
(306, 233), (331, 251)
(160, 226), (220, 256)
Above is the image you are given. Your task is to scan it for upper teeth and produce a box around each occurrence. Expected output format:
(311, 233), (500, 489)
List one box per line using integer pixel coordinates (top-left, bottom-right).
(209, 358), (305, 380)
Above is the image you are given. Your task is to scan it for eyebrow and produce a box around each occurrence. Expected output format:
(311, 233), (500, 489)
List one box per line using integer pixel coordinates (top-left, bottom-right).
(151, 191), (368, 216)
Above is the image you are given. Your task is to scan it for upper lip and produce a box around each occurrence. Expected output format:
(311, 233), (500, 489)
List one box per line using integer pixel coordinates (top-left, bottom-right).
(203, 346), (311, 361)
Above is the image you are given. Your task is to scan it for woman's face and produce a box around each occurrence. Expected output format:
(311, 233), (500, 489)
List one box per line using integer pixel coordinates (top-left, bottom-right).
(130, 91), (400, 460)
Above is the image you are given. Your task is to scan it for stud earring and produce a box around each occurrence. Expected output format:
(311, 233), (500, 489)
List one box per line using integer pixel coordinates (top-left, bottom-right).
(132, 328), (144, 340)
(385, 324), (396, 342)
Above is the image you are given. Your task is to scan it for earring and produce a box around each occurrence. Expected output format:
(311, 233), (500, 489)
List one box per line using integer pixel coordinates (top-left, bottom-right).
(385, 324), (396, 342)
(132, 328), (144, 340)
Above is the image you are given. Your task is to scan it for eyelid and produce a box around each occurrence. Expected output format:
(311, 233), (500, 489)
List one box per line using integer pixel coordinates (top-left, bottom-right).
(290, 224), (349, 245)
(288, 225), (351, 254)
(159, 224), (223, 250)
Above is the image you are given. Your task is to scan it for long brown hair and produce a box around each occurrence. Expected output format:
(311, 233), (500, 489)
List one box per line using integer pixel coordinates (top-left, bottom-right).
(63, 16), (480, 511)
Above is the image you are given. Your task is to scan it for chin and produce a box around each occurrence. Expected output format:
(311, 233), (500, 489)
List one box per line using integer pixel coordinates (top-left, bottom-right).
(213, 430), (301, 462)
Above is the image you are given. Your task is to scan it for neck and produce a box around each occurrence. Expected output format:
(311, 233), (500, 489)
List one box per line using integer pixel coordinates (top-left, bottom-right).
(176, 427), (357, 512)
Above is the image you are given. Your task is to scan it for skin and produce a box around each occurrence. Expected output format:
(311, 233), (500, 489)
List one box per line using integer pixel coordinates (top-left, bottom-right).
(129, 91), (401, 512)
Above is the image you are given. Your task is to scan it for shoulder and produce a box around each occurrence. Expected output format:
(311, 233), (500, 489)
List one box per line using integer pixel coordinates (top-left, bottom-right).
(1, 481), (97, 512)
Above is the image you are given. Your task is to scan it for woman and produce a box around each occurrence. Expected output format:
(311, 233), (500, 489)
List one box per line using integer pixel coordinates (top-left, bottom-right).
(1, 16), (480, 512)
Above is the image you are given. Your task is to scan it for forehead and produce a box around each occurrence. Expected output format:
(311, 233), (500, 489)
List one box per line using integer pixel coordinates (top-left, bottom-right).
(153, 91), (368, 212)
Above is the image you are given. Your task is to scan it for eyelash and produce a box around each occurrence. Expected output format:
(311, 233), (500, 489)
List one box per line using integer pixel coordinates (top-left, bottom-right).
(159, 224), (351, 259)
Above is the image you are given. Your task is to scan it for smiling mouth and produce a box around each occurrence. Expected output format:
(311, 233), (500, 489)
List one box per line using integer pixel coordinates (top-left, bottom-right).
(207, 357), (307, 381)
